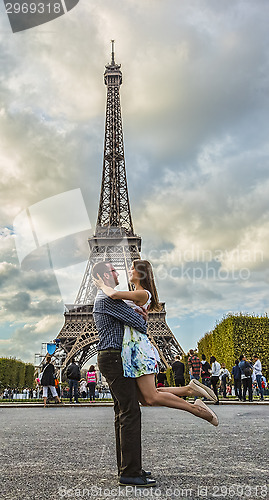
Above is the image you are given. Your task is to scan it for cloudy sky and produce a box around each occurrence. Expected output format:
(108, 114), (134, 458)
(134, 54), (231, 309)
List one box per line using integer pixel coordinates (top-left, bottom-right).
(1, 0), (269, 363)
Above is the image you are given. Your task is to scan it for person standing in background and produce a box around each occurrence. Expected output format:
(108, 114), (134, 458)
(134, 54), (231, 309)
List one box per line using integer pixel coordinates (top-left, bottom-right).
(201, 354), (211, 389)
(87, 365), (97, 401)
(171, 355), (185, 388)
(80, 378), (87, 399)
(54, 375), (60, 398)
(210, 356), (221, 405)
(188, 350), (202, 381)
(188, 350), (202, 401)
(66, 357), (81, 404)
(239, 355), (253, 402)
(252, 355), (264, 401)
(219, 363), (231, 399)
(156, 367), (167, 388)
(41, 354), (61, 408)
(232, 359), (242, 401)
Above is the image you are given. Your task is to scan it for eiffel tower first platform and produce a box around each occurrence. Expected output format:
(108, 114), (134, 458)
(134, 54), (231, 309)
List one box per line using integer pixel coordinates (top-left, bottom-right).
(57, 42), (184, 369)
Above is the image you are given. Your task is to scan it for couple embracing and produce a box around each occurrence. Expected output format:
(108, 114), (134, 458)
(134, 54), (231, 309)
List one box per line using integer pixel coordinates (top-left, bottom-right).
(93, 259), (218, 489)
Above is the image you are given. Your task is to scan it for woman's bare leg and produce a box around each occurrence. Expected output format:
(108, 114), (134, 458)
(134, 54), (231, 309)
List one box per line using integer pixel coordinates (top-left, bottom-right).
(137, 374), (214, 423)
(157, 386), (192, 397)
(157, 381), (216, 402)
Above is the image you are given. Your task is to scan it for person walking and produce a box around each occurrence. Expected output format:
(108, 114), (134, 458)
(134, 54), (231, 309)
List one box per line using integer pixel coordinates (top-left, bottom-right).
(252, 355), (264, 401)
(231, 360), (242, 401)
(86, 365), (97, 401)
(210, 356), (221, 404)
(66, 358), (81, 404)
(239, 355), (253, 402)
(171, 355), (185, 388)
(41, 354), (61, 408)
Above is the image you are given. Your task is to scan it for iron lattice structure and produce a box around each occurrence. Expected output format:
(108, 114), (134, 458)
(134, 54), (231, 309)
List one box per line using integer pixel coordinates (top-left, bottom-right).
(57, 42), (184, 369)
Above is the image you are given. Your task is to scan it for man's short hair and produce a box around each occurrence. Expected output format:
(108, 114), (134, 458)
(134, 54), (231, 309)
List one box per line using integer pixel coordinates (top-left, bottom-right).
(92, 261), (111, 279)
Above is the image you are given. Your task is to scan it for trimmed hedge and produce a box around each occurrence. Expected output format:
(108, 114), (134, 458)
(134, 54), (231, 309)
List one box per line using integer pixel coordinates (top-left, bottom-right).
(181, 353), (190, 385)
(0, 358), (35, 389)
(198, 313), (269, 380)
(166, 367), (175, 387)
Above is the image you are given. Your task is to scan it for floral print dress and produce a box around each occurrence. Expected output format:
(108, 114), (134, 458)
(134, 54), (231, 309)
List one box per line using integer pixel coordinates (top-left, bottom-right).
(121, 291), (159, 378)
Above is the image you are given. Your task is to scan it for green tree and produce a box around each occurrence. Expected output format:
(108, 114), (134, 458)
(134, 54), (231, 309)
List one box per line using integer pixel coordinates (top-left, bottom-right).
(25, 364), (35, 388)
(0, 358), (35, 390)
(166, 367), (175, 387)
(198, 314), (269, 380)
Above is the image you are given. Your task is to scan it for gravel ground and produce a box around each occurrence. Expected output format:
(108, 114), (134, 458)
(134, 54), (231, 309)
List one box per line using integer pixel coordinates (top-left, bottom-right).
(0, 405), (268, 500)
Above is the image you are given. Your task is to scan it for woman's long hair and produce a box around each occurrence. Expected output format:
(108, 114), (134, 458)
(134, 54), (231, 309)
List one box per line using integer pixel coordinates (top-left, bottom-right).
(133, 259), (161, 312)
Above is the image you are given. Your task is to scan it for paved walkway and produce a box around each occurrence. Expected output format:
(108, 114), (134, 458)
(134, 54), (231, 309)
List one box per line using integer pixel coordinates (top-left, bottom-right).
(1, 406), (268, 500)
(0, 399), (268, 408)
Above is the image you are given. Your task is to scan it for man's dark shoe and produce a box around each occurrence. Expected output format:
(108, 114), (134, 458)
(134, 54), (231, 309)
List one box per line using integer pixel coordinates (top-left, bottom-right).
(118, 469), (151, 479)
(141, 469), (151, 477)
(119, 476), (156, 487)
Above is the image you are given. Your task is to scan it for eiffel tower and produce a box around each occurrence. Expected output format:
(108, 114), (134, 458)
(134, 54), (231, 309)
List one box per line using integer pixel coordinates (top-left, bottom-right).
(57, 42), (184, 369)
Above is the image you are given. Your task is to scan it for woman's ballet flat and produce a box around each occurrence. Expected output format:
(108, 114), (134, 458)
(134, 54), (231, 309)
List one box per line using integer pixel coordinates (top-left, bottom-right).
(189, 379), (218, 402)
(194, 399), (219, 426)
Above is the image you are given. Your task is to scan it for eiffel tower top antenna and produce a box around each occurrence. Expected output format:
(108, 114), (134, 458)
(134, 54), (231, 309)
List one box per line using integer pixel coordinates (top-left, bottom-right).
(111, 39), (115, 65)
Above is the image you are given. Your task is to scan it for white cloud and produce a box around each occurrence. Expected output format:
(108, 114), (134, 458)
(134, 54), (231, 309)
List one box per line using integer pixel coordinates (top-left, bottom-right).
(0, 315), (63, 362)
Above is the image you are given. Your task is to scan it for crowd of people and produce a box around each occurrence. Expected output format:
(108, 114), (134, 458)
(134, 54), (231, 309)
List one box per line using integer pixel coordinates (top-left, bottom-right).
(169, 350), (267, 404)
(1, 359), (100, 402)
(1, 352), (267, 405)
(37, 356), (100, 405)
(1, 387), (38, 399)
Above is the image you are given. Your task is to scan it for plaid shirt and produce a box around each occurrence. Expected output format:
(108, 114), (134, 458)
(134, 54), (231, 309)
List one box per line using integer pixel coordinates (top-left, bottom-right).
(93, 290), (147, 350)
(188, 355), (202, 376)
